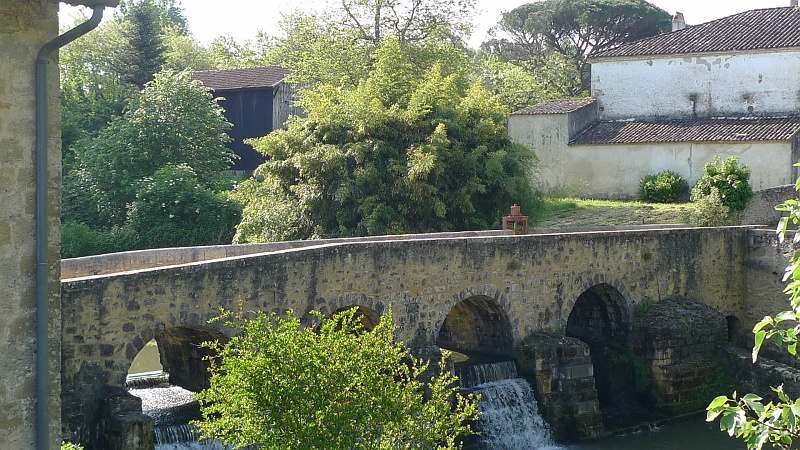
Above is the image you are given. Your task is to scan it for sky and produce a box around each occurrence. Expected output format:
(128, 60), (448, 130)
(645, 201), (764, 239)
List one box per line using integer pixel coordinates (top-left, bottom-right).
(59, 0), (792, 50)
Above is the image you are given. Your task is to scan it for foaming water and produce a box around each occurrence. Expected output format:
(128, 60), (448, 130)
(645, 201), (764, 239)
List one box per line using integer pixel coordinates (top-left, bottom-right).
(461, 361), (560, 450)
(129, 385), (201, 426)
(154, 424), (228, 450)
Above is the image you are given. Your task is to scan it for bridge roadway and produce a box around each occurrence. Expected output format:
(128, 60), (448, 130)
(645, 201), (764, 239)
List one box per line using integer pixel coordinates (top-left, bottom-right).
(60, 226), (754, 444)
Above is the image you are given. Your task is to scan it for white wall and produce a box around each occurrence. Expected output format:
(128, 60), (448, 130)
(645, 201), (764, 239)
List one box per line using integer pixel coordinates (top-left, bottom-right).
(565, 141), (794, 198)
(509, 113), (572, 191)
(509, 115), (796, 199)
(591, 50), (800, 120)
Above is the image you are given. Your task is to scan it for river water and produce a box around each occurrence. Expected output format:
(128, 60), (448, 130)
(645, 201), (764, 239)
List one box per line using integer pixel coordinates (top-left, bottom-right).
(571, 419), (747, 450)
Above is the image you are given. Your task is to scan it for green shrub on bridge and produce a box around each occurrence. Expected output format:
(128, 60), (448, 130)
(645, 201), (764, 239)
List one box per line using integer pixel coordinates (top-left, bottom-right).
(195, 307), (480, 449)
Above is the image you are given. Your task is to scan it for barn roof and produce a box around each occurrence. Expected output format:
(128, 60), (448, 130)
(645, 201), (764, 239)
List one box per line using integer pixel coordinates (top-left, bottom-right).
(192, 66), (289, 91)
(590, 7), (800, 60)
(512, 98), (596, 115)
(569, 117), (800, 145)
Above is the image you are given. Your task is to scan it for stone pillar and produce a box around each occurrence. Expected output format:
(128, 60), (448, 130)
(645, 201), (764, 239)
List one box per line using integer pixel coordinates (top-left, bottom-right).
(98, 387), (154, 450)
(517, 334), (604, 440)
(0, 1), (62, 449)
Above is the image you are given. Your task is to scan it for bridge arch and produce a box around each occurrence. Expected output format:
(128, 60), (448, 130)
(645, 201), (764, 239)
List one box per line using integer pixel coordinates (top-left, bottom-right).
(436, 294), (514, 356)
(327, 305), (382, 332)
(565, 282), (632, 343)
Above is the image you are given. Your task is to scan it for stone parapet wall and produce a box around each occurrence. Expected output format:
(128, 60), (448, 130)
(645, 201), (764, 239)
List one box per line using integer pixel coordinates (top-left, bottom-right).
(61, 230), (513, 279)
(728, 347), (800, 400)
(745, 229), (798, 330)
(739, 185), (796, 226)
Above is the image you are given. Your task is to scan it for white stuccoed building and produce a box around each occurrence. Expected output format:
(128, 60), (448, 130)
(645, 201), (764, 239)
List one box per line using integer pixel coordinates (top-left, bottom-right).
(510, 5), (800, 198)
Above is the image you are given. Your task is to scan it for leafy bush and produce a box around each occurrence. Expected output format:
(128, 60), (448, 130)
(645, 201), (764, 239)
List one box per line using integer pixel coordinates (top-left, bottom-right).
(688, 187), (736, 227)
(638, 170), (687, 203)
(61, 442), (83, 450)
(195, 307), (480, 449)
(126, 163), (242, 249)
(61, 221), (136, 258)
(691, 156), (753, 212)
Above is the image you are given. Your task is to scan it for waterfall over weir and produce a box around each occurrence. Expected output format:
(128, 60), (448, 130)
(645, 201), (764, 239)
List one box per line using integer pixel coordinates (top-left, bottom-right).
(460, 361), (560, 450)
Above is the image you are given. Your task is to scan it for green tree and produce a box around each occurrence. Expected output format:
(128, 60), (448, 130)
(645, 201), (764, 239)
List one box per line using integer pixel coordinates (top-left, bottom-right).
(484, 0), (671, 96)
(64, 70), (233, 228)
(119, 0), (189, 35)
(337, 0), (476, 45)
(265, 0), (477, 87)
(265, 13), (372, 85)
(162, 27), (217, 71)
(116, 0), (168, 88)
(234, 38), (538, 243)
(195, 307), (480, 449)
(60, 17), (135, 162)
(707, 168), (800, 449)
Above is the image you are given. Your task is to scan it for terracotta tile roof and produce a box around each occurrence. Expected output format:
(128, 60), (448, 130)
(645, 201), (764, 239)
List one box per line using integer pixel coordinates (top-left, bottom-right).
(570, 117), (800, 145)
(590, 7), (800, 59)
(192, 66), (289, 91)
(512, 98), (596, 115)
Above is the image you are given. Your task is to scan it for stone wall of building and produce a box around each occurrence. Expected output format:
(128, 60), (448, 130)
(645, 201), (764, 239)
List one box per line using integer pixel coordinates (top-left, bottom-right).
(0, 0), (62, 448)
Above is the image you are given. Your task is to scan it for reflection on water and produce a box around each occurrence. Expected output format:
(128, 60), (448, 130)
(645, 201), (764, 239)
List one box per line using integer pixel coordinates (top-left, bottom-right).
(570, 418), (747, 450)
(130, 339), (163, 374)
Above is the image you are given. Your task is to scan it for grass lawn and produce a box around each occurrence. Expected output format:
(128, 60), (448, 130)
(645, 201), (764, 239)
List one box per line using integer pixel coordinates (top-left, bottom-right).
(532, 197), (694, 229)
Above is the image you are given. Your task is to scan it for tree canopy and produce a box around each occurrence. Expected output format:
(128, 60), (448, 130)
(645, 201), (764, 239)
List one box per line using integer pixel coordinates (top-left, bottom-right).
(233, 37), (539, 243)
(63, 70), (233, 229)
(483, 0), (671, 96)
(337, 0), (476, 45)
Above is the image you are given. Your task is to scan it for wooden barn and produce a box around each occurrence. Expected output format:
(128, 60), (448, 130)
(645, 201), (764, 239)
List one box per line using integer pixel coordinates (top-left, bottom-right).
(192, 66), (301, 172)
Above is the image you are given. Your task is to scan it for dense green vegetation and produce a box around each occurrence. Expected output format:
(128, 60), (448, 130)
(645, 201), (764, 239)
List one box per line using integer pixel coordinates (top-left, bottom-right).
(60, 0), (681, 255)
(233, 38), (538, 242)
(638, 170), (688, 203)
(195, 307), (480, 449)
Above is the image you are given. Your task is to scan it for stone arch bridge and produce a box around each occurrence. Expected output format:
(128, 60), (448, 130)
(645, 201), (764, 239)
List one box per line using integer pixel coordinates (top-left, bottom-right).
(60, 227), (786, 447)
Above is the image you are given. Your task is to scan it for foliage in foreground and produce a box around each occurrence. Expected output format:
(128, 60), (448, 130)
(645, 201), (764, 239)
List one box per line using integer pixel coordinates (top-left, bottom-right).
(234, 37), (539, 242)
(195, 307), (480, 449)
(61, 442), (83, 450)
(707, 164), (800, 449)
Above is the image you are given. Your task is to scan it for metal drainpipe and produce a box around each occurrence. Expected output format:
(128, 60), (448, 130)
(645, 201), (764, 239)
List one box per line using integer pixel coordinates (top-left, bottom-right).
(35, 6), (104, 450)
